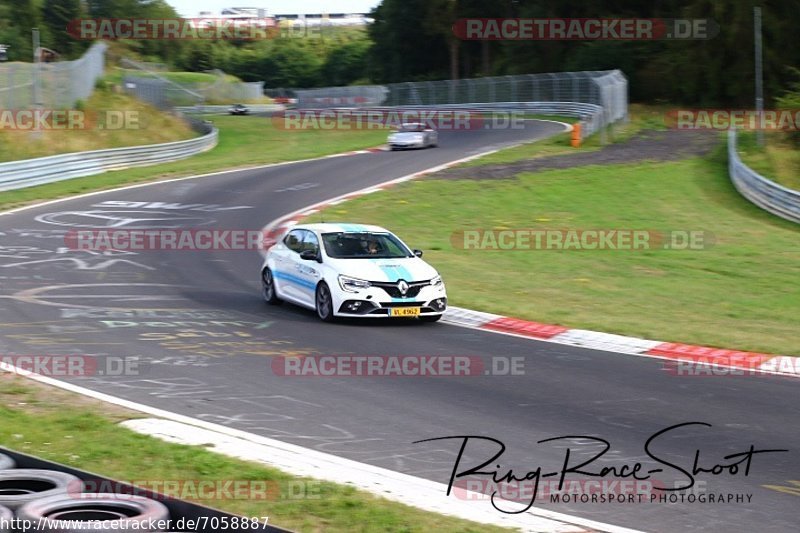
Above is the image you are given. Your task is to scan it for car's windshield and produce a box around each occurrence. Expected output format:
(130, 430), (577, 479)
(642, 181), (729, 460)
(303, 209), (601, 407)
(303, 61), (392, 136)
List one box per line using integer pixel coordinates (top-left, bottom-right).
(322, 232), (412, 259)
(399, 123), (424, 132)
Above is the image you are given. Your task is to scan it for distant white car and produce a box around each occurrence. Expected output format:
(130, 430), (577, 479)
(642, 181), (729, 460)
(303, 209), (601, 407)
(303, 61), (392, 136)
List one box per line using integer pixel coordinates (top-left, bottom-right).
(229, 103), (250, 115)
(387, 122), (438, 150)
(261, 223), (447, 322)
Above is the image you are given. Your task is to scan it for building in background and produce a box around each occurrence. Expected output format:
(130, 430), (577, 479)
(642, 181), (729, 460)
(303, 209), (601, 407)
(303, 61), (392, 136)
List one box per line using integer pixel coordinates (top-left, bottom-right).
(195, 7), (371, 26)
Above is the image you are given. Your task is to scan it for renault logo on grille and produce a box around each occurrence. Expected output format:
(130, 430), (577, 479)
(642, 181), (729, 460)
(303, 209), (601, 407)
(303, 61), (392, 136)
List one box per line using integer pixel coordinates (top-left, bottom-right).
(397, 280), (409, 296)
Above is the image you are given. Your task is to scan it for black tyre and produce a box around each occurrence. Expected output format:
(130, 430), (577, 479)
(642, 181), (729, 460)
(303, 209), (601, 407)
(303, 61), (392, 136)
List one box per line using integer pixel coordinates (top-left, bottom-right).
(17, 493), (170, 532)
(0, 453), (14, 471)
(315, 282), (336, 322)
(262, 268), (282, 305)
(419, 314), (443, 323)
(0, 469), (81, 510)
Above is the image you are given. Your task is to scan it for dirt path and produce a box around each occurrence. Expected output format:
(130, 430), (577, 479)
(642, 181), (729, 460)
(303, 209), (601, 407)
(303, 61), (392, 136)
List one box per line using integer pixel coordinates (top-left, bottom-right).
(437, 129), (719, 180)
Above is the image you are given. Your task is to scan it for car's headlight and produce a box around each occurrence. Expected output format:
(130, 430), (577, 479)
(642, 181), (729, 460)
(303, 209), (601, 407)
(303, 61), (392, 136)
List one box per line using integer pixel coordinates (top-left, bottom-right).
(339, 275), (371, 292)
(430, 275), (443, 287)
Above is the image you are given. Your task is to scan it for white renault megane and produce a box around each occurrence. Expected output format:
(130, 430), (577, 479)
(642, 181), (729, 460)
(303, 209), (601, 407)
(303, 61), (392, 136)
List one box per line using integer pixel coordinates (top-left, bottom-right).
(261, 223), (447, 322)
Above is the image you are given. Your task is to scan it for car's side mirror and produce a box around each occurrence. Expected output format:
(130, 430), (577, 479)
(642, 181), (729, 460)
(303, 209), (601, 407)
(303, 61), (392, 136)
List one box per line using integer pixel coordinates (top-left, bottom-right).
(300, 250), (321, 263)
(413, 249), (423, 258)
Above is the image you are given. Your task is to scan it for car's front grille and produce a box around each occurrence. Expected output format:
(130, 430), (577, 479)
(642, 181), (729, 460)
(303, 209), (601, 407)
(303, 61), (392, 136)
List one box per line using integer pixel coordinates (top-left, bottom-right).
(371, 281), (428, 299)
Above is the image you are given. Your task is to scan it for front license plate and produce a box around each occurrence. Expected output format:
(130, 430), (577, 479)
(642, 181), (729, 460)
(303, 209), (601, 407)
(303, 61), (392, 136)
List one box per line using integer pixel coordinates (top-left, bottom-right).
(389, 307), (421, 317)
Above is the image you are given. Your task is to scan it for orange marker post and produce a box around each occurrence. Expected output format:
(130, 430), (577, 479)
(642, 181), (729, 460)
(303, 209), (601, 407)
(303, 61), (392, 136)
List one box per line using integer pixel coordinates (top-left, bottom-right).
(570, 122), (582, 148)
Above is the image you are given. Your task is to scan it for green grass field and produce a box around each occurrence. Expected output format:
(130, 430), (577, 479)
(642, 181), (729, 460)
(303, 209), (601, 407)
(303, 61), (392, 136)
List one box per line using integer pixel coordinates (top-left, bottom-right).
(0, 376), (511, 533)
(311, 144), (800, 356)
(0, 114), (388, 211)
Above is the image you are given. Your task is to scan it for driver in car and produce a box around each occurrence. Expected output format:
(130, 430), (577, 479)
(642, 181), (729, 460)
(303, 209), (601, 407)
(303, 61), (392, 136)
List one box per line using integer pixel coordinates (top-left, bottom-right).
(365, 238), (381, 255)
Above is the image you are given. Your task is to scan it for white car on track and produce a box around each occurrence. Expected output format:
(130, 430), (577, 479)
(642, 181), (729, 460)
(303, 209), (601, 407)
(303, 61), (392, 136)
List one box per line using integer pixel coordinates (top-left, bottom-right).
(261, 223), (447, 322)
(387, 122), (438, 150)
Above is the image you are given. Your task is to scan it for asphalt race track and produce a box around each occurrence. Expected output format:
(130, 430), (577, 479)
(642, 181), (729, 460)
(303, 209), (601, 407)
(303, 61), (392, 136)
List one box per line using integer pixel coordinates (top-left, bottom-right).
(0, 121), (797, 532)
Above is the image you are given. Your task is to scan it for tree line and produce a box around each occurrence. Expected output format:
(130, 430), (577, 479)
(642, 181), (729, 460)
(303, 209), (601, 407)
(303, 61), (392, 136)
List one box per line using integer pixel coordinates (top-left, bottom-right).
(1, 0), (797, 105)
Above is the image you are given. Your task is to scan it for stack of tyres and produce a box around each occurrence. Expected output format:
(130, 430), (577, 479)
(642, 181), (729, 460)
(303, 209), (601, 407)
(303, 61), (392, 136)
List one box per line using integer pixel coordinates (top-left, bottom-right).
(0, 469), (169, 532)
(0, 470), (79, 511)
(17, 493), (169, 532)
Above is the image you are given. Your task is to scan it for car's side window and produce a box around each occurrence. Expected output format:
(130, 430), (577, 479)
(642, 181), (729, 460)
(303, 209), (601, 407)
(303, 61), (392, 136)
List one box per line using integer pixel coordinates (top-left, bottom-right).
(284, 230), (305, 253)
(301, 231), (320, 255)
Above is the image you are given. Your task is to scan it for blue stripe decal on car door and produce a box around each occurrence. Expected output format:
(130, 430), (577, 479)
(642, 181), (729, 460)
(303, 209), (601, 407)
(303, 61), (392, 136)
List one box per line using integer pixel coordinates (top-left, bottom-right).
(273, 271), (316, 291)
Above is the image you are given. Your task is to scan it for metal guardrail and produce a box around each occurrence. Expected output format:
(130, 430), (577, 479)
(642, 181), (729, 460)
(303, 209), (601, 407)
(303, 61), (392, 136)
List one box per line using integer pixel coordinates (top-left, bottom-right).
(311, 102), (603, 139)
(0, 124), (218, 192)
(728, 129), (800, 224)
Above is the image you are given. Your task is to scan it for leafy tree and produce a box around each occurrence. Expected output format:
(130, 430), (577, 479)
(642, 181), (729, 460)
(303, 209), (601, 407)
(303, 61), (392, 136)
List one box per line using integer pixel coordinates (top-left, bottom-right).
(42, 0), (83, 57)
(321, 37), (370, 86)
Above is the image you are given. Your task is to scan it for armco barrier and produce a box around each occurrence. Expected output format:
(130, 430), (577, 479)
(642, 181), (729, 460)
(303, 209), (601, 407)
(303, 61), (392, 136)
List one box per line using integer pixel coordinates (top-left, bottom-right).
(728, 129), (800, 224)
(0, 447), (293, 533)
(0, 124), (218, 193)
(305, 102), (603, 139)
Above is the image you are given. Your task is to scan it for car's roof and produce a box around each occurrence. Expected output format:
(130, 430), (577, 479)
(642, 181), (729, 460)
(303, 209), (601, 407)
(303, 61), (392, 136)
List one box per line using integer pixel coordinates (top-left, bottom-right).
(291, 222), (390, 234)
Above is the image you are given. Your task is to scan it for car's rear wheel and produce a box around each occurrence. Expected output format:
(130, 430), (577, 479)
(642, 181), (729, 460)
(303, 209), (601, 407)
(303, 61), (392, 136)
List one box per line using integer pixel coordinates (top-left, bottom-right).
(315, 282), (336, 322)
(262, 268), (282, 305)
(419, 314), (442, 323)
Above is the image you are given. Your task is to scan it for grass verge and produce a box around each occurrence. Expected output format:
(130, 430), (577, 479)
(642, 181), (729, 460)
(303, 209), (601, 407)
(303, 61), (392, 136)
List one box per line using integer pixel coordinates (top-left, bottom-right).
(0, 114), (388, 212)
(0, 374), (512, 533)
(310, 144), (800, 356)
(736, 130), (800, 191)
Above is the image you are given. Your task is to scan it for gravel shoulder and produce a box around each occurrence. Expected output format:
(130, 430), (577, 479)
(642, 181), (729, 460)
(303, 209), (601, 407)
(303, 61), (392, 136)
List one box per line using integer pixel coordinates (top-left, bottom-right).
(438, 129), (720, 179)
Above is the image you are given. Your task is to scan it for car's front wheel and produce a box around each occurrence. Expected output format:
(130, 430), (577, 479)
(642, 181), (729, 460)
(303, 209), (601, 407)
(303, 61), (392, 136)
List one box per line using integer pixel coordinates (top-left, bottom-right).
(262, 268), (282, 305)
(315, 282), (336, 322)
